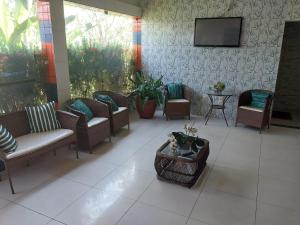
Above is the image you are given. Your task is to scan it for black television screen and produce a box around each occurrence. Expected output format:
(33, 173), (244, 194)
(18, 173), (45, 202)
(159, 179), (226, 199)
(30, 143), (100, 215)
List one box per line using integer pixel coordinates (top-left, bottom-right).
(194, 17), (243, 47)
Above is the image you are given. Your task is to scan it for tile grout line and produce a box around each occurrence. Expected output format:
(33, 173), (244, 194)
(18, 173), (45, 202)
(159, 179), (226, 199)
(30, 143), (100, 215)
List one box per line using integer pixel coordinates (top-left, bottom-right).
(253, 132), (263, 225)
(184, 125), (232, 225)
(114, 120), (200, 224)
(114, 176), (157, 225)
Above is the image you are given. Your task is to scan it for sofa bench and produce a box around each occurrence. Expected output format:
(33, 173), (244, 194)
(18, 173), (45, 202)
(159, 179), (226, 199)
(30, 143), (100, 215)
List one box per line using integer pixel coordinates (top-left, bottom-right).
(0, 110), (79, 194)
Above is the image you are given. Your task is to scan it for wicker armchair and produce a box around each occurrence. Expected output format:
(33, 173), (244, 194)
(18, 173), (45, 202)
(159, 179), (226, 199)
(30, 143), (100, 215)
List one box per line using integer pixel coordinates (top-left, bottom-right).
(65, 98), (111, 153)
(164, 84), (193, 120)
(235, 90), (273, 132)
(93, 91), (130, 135)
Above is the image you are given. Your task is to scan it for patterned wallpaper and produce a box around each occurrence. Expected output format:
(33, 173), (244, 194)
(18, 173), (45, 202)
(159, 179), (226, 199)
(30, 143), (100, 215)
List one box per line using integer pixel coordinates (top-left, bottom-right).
(141, 0), (300, 120)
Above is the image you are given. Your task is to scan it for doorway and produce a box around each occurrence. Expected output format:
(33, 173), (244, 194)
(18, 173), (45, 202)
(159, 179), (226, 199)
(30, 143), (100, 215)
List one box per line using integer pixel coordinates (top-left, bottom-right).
(272, 21), (300, 128)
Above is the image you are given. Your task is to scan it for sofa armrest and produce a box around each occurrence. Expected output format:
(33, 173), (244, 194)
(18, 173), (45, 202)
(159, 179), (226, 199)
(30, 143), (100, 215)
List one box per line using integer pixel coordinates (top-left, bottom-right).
(56, 110), (79, 131)
(183, 86), (193, 101)
(84, 99), (110, 118)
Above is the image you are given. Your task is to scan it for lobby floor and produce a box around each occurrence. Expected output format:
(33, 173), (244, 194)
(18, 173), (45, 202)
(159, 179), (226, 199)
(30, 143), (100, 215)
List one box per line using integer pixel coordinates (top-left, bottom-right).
(0, 112), (299, 225)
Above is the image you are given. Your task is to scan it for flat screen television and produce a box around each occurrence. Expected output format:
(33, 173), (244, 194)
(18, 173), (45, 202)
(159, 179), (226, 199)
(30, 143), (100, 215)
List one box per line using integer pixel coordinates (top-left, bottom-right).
(194, 17), (243, 47)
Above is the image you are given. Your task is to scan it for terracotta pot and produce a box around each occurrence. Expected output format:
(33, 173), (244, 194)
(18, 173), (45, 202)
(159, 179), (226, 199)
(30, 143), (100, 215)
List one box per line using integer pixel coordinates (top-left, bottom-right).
(136, 97), (157, 119)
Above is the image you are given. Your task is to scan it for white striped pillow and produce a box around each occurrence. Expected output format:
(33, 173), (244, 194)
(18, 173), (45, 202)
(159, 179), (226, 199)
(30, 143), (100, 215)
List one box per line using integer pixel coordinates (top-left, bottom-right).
(25, 102), (61, 133)
(0, 125), (17, 153)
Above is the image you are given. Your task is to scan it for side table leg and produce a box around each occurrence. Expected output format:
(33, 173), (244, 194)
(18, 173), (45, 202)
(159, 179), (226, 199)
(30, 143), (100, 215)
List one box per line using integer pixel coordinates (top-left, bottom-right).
(205, 107), (213, 125)
(222, 109), (228, 126)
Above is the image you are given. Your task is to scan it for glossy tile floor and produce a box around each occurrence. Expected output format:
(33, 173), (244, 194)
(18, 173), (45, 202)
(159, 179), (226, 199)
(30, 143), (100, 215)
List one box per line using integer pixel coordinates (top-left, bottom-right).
(0, 112), (300, 225)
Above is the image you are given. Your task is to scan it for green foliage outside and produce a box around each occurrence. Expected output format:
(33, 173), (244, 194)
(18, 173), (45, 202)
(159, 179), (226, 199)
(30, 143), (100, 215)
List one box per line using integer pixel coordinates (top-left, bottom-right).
(68, 40), (135, 98)
(64, 2), (135, 98)
(0, 0), (46, 115)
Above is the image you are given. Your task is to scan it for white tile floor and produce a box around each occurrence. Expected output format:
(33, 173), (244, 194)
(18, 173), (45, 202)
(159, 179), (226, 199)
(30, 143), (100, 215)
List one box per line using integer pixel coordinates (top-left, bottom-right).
(0, 111), (299, 225)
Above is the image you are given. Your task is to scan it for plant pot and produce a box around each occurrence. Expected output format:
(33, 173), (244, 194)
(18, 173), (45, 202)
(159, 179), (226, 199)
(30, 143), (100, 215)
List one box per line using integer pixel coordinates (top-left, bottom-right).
(136, 97), (157, 119)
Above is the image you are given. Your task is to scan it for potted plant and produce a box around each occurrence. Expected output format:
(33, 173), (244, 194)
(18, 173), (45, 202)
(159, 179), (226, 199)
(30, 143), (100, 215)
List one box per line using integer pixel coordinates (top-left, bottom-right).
(211, 81), (226, 92)
(130, 72), (164, 119)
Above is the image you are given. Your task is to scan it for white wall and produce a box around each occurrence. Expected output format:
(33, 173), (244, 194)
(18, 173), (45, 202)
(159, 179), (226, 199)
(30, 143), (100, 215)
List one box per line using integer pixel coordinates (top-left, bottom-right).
(142, 0), (300, 119)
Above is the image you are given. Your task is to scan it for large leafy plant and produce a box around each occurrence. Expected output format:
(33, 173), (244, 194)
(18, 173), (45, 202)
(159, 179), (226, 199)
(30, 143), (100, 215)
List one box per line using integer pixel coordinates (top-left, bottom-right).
(131, 72), (164, 107)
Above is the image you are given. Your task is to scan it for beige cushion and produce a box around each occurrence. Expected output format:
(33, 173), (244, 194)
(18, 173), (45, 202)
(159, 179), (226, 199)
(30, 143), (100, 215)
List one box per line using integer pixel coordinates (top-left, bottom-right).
(240, 106), (264, 113)
(113, 107), (128, 115)
(87, 117), (108, 128)
(167, 99), (189, 103)
(6, 129), (74, 160)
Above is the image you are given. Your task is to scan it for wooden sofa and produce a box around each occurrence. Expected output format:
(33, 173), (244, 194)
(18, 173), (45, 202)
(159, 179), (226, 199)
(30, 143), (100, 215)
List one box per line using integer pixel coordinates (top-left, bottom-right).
(0, 110), (79, 194)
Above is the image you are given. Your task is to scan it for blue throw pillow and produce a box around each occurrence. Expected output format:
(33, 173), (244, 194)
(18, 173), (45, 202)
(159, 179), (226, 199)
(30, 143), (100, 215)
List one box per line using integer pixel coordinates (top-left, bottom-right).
(167, 83), (183, 99)
(250, 91), (270, 109)
(70, 99), (93, 121)
(95, 94), (119, 112)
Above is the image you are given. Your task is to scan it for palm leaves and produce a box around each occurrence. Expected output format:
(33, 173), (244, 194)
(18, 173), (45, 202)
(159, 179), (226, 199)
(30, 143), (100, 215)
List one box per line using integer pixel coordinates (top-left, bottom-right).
(0, 0), (39, 52)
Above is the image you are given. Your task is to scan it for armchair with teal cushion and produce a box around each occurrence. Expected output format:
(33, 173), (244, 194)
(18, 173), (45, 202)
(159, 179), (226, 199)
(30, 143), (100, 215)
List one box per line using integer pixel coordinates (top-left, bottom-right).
(164, 83), (193, 120)
(93, 91), (130, 135)
(235, 89), (273, 132)
(65, 98), (111, 152)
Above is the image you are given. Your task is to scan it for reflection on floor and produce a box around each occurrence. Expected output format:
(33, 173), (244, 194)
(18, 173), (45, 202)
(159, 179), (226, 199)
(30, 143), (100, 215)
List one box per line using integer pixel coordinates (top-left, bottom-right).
(0, 111), (299, 225)
(272, 110), (300, 128)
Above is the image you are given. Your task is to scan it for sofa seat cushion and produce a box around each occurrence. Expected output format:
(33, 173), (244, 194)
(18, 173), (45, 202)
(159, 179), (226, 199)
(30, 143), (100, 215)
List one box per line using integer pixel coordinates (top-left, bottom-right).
(168, 99), (189, 103)
(87, 117), (108, 128)
(5, 129), (74, 160)
(113, 107), (128, 115)
(240, 106), (264, 113)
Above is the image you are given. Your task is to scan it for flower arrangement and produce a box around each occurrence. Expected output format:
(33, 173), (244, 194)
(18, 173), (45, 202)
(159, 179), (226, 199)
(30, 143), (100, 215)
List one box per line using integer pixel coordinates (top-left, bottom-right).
(184, 122), (198, 136)
(168, 122), (198, 153)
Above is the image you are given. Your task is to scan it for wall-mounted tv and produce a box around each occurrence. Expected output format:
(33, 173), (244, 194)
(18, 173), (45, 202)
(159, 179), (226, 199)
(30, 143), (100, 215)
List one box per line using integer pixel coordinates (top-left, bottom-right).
(194, 17), (243, 47)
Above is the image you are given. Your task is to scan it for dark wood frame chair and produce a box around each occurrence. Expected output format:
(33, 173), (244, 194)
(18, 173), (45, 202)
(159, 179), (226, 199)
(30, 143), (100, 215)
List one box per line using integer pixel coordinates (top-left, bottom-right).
(93, 91), (130, 135)
(163, 84), (193, 120)
(65, 98), (111, 153)
(235, 89), (273, 132)
(0, 110), (79, 194)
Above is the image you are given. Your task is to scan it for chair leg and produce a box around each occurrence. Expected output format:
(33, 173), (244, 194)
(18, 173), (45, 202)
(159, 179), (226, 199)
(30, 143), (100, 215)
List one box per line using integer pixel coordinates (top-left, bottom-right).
(109, 136), (112, 143)
(5, 162), (15, 194)
(75, 146), (79, 159)
(128, 123), (130, 130)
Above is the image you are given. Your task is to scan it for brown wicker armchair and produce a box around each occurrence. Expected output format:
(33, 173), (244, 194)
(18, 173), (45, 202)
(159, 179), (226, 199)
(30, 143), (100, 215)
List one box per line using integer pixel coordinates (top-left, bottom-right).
(65, 98), (111, 153)
(235, 90), (273, 132)
(164, 84), (193, 120)
(93, 91), (130, 135)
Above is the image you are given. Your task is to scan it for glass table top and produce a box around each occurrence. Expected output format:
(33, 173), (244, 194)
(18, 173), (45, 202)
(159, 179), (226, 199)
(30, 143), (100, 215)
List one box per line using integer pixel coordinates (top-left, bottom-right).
(160, 142), (203, 160)
(206, 90), (234, 96)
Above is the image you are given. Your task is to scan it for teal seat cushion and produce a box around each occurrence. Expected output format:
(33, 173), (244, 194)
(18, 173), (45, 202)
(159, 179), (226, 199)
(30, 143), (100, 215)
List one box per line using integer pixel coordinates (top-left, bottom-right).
(95, 94), (119, 112)
(167, 83), (183, 99)
(70, 99), (93, 121)
(250, 91), (270, 109)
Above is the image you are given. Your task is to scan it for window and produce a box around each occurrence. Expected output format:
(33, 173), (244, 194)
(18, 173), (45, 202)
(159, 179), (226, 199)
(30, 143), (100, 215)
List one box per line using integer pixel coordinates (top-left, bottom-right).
(0, 0), (47, 114)
(64, 2), (135, 98)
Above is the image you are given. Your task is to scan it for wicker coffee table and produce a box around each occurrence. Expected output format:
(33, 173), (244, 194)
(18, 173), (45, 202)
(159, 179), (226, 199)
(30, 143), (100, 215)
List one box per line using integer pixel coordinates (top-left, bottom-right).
(154, 138), (209, 187)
